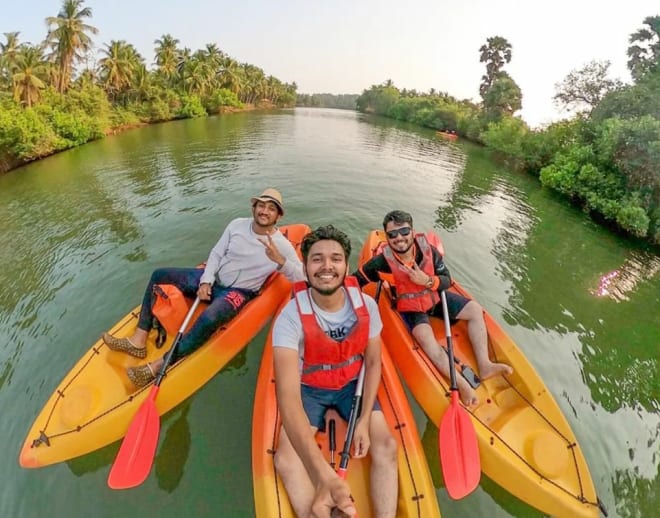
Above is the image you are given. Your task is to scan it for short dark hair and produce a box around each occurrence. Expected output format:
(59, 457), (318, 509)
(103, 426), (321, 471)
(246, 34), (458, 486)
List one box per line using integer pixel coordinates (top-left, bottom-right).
(382, 210), (413, 229)
(301, 225), (351, 262)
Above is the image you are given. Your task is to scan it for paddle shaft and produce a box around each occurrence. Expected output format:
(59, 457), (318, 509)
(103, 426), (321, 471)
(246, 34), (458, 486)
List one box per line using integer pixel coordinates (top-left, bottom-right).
(440, 291), (458, 391)
(337, 363), (366, 476)
(329, 419), (336, 469)
(155, 297), (201, 386)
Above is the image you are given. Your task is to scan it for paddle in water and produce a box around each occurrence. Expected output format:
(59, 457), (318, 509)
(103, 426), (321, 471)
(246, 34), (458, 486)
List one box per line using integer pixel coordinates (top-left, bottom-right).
(438, 290), (481, 499)
(108, 297), (201, 489)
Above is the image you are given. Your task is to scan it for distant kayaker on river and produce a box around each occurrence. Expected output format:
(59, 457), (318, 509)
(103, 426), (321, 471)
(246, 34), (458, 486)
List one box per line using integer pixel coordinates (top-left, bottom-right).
(102, 188), (305, 388)
(354, 210), (513, 406)
(272, 225), (398, 518)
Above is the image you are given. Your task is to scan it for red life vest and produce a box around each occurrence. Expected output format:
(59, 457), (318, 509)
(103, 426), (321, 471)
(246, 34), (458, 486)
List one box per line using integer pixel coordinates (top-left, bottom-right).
(382, 233), (440, 313)
(294, 276), (370, 390)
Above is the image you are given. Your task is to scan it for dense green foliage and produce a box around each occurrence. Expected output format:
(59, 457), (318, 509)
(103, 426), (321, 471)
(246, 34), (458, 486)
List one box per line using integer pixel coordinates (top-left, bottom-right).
(356, 21), (660, 245)
(296, 93), (359, 110)
(0, 0), (296, 171)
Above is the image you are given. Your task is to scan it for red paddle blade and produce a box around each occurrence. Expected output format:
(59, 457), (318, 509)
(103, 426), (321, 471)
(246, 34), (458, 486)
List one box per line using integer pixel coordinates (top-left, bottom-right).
(439, 391), (481, 499)
(108, 386), (161, 489)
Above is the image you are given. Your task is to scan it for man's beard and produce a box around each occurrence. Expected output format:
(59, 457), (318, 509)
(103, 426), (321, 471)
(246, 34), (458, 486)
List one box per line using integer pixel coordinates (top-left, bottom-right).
(392, 241), (413, 255)
(312, 284), (343, 296)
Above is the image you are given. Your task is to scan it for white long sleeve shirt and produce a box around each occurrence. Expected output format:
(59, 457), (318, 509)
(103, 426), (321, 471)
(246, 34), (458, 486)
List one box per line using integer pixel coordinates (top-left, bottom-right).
(199, 218), (305, 291)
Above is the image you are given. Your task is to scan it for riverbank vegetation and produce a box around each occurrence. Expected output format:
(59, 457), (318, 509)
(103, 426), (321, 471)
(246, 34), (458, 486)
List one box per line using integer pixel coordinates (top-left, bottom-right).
(356, 17), (660, 245)
(0, 0), (296, 173)
(296, 93), (359, 110)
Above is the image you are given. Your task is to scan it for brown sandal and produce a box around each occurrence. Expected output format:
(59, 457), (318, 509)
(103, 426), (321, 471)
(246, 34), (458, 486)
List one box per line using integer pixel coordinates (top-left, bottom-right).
(127, 363), (156, 388)
(102, 333), (147, 359)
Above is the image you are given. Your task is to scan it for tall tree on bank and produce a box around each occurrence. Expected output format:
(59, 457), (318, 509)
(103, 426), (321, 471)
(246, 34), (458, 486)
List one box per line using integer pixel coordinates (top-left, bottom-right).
(45, 0), (98, 93)
(98, 40), (144, 103)
(12, 45), (48, 107)
(154, 34), (180, 86)
(627, 15), (660, 81)
(479, 36), (521, 118)
(479, 36), (512, 97)
(1, 31), (21, 87)
(553, 60), (623, 115)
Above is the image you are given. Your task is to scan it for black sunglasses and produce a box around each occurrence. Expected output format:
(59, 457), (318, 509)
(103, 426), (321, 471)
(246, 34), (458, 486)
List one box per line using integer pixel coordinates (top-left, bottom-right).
(385, 227), (412, 239)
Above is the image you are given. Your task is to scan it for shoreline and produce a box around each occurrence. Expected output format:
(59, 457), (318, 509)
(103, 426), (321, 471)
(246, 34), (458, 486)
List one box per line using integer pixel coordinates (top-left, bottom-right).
(0, 101), (282, 176)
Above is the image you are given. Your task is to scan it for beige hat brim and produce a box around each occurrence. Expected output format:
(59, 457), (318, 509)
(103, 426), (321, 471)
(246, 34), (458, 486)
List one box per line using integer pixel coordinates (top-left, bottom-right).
(250, 196), (284, 214)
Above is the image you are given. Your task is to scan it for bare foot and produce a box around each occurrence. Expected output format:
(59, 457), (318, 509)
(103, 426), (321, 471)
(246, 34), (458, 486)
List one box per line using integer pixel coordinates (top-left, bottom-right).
(457, 379), (479, 407)
(478, 361), (513, 380)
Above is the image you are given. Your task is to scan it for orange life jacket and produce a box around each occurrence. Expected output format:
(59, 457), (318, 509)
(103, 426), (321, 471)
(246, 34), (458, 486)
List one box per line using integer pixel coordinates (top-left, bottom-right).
(295, 276), (369, 390)
(382, 233), (439, 313)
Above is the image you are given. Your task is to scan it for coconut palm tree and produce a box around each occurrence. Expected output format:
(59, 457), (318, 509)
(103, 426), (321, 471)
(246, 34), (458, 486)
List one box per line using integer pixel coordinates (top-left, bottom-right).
(45, 0), (98, 93)
(12, 45), (48, 107)
(218, 56), (241, 94)
(176, 47), (192, 89)
(204, 43), (225, 71)
(1, 32), (21, 88)
(98, 40), (143, 102)
(154, 33), (180, 85)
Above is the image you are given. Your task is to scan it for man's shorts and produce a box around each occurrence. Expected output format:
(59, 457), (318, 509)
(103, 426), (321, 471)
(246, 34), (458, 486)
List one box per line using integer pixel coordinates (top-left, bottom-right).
(400, 290), (470, 329)
(301, 378), (382, 432)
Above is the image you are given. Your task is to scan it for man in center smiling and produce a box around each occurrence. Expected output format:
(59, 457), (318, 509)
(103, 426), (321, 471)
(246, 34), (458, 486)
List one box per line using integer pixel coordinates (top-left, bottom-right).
(272, 225), (398, 518)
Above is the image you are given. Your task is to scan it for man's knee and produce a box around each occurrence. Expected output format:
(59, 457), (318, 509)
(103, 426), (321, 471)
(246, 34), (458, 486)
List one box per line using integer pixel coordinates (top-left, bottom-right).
(274, 439), (297, 475)
(150, 267), (170, 283)
(370, 426), (398, 462)
(460, 300), (483, 320)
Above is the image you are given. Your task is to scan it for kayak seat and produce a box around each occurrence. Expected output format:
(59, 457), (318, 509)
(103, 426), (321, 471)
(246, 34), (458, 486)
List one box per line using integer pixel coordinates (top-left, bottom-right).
(472, 386), (526, 431)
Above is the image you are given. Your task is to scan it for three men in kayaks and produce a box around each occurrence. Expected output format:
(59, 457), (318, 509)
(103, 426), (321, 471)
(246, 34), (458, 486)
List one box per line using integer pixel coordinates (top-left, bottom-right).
(102, 188), (305, 387)
(354, 210), (512, 406)
(272, 225), (398, 518)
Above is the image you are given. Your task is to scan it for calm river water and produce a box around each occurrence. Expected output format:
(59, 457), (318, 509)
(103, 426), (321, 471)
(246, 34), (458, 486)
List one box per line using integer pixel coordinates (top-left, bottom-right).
(0, 108), (657, 517)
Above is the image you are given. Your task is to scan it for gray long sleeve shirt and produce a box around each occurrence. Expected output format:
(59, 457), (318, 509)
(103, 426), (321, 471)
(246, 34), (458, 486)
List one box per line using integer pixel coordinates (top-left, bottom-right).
(199, 218), (305, 291)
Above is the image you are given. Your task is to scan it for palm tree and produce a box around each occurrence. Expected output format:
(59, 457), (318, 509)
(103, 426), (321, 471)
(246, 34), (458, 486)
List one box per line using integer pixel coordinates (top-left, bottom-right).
(98, 40), (143, 102)
(218, 56), (241, 94)
(154, 33), (180, 85)
(176, 47), (192, 89)
(204, 43), (225, 70)
(182, 52), (214, 96)
(130, 63), (153, 102)
(12, 45), (48, 107)
(0, 32), (21, 88)
(45, 0), (98, 93)
(627, 15), (660, 81)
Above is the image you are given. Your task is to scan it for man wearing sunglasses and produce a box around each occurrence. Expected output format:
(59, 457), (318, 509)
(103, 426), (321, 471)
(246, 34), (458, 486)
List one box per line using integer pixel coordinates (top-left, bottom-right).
(354, 210), (512, 406)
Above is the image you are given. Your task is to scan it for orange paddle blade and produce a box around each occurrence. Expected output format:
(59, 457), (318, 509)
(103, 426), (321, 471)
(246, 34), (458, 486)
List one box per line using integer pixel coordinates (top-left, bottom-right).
(107, 386), (161, 489)
(439, 391), (481, 499)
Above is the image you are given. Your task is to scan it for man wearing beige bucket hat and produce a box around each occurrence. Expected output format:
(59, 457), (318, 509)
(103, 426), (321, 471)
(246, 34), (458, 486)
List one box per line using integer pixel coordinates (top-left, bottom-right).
(103, 187), (305, 388)
(250, 188), (285, 215)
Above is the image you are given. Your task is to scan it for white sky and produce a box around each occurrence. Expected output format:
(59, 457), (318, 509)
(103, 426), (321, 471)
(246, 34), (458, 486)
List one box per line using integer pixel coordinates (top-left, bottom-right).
(3, 0), (658, 127)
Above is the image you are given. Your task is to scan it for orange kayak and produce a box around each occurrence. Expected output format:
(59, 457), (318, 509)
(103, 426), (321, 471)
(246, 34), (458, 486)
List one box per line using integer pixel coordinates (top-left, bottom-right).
(19, 223), (311, 469)
(252, 299), (442, 518)
(358, 230), (603, 518)
(436, 131), (458, 141)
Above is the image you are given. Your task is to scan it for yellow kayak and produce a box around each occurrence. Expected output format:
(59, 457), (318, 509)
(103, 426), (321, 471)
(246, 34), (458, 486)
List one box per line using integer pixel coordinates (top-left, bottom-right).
(358, 229), (604, 518)
(252, 299), (442, 517)
(19, 223), (311, 468)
